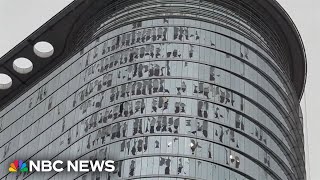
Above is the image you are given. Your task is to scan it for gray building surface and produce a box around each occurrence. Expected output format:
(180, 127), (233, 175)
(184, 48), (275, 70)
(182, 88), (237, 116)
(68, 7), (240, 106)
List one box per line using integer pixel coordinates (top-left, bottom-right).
(0, 0), (307, 179)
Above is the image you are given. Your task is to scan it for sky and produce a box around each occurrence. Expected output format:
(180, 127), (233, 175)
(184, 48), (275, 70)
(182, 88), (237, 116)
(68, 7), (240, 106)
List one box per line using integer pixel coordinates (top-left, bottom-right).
(0, 0), (319, 179)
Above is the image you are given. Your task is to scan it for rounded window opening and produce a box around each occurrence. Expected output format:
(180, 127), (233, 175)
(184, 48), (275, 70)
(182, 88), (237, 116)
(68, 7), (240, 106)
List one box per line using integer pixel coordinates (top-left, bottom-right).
(33, 41), (54, 58)
(0, 74), (12, 90)
(13, 58), (33, 74)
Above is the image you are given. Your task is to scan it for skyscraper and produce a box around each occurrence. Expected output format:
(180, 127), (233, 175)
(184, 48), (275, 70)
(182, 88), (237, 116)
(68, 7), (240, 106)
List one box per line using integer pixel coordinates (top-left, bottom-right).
(0, 0), (307, 179)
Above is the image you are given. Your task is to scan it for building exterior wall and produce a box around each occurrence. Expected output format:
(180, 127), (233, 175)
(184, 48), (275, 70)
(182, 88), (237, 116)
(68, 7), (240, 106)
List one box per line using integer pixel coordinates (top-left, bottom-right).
(0, 1), (305, 180)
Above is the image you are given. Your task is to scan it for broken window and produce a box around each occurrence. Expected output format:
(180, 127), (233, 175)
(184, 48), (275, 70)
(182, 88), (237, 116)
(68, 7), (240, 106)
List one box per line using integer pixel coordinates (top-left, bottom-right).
(48, 96), (53, 110)
(235, 113), (245, 131)
(129, 160), (135, 177)
(159, 157), (171, 174)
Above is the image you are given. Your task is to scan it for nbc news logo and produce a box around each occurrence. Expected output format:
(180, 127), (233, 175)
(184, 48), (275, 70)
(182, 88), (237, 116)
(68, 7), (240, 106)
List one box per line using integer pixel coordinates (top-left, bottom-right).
(9, 160), (28, 173)
(9, 160), (115, 173)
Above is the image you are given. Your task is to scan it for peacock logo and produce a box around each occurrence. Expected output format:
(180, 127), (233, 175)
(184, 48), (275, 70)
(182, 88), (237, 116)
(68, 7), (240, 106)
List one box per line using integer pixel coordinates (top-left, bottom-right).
(9, 160), (28, 173)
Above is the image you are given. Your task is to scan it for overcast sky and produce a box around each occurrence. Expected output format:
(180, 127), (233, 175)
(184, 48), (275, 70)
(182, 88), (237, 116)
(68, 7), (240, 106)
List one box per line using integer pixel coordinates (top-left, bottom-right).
(0, 0), (319, 179)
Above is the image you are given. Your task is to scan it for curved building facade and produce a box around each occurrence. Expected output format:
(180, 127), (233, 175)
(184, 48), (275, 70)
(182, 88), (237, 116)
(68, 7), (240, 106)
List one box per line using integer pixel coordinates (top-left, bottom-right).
(0, 0), (306, 180)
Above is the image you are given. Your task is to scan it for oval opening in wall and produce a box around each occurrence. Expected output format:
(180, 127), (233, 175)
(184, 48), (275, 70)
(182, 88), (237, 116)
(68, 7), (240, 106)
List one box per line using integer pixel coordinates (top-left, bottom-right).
(33, 41), (54, 58)
(13, 57), (33, 74)
(0, 73), (12, 90)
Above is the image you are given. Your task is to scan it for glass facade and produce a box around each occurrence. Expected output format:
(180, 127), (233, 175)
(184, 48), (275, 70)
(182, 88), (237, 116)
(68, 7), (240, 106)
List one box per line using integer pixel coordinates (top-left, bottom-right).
(0, 0), (306, 180)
